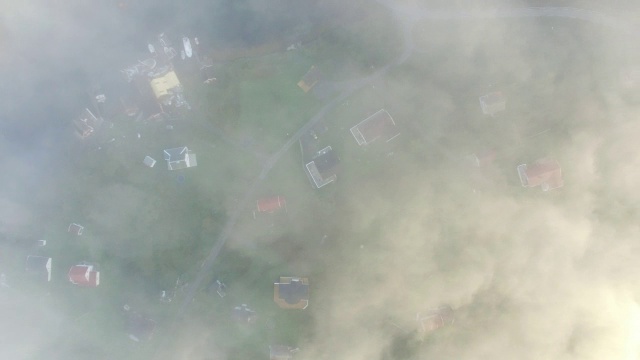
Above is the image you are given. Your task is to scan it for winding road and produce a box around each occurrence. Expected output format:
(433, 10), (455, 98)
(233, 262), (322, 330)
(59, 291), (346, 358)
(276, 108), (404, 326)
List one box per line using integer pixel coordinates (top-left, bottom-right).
(177, 2), (635, 316)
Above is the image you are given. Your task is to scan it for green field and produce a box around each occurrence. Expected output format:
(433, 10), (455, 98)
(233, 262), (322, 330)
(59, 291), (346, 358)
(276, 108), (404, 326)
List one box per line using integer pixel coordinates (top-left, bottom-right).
(4, 2), (634, 358)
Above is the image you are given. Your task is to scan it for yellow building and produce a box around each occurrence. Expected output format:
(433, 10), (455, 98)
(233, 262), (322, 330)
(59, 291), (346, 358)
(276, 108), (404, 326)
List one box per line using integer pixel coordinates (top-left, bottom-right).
(150, 71), (181, 103)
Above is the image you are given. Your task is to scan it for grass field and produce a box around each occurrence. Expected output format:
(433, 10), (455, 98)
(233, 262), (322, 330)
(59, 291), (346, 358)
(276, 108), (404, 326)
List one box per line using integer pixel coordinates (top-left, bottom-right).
(4, 3), (634, 358)
(186, 51), (322, 155)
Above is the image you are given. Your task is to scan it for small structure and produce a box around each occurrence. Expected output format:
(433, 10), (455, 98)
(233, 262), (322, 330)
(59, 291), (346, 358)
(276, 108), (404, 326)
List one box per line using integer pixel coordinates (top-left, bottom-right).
(417, 306), (454, 338)
(26, 255), (52, 282)
(127, 313), (156, 342)
(68, 223), (84, 236)
(143, 156), (157, 168)
(270, 345), (299, 360)
(164, 146), (197, 170)
(479, 91), (507, 116)
(305, 146), (339, 189)
(297, 65), (322, 93)
(73, 108), (102, 139)
(232, 304), (257, 324)
(36, 240), (47, 247)
(517, 158), (563, 191)
(256, 196), (287, 214)
(350, 109), (400, 146)
(274, 277), (309, 310)
(68, 264), (100, 287)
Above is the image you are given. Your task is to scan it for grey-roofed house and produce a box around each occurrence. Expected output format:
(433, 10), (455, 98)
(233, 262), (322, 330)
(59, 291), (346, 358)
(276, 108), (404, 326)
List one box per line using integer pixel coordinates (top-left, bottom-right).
(270, 345), (299, 360)
(305, 146), (339, 189)
(164, 147), (197, 170)
(127, 313), (156, 342)
(274, 277), (309, 309)
(232, 304), (257, 324)
(73, 108), (103, 139)
(350, 109), (400, 146)
(26, 255), (52, 282)
(479, 91), (506, 116)
(143, 156), (157, 168)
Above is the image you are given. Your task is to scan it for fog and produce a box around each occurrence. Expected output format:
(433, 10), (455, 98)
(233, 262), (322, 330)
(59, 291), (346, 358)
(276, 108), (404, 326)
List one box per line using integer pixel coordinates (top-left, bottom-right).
(1, 0), (640, 359)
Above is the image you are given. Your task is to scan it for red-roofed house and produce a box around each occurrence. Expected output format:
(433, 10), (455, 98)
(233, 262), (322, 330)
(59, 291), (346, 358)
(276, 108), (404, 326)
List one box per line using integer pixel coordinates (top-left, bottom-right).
(68, 264), (100, 287)
(517, 158), (563, 191)
(416, 306), (454, 339)
(350, 109), (400, 146)
(471, 149), (496, 167)
(297, 66), (322, 93)
(257, 196), (287, 213)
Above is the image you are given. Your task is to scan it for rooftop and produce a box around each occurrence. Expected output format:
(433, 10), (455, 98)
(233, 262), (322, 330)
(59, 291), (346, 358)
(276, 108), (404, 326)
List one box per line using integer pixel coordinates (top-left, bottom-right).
(68, 223), (84, 235)
(26, 255), (52, 282)
(257, 196), (286, 213)
(417, 306), (454, 334)
(127, 313), (156, 342)
(68, 265), (100, 287)
(517, 158), (563, 191)
(305, 146), (339, 189)
(150, 70), (181, 103)
(164, 147), (197, 170)
(350, 109), (400, 145)
(297, 65), (322, 93)
(274, 277), (309, 309)
(72, 108), (102, 139)
(479, 91), (506, 116)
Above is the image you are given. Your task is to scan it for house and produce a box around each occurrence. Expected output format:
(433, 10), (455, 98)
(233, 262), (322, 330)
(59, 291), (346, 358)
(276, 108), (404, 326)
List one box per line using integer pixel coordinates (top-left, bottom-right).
(68, 264), (100, 287)
(517, 158), (563, 191)
(270, 345), (299, 360)
(416, 306), (454, 337)
(68, 223), (84, 236)
(350, 109), (400, 146)
(25, 255), (52, 282)
(305, 146), (339, 189)
(143, 156), (157, 168)
(232, 304), (257, 324)
(164, 147), (197, 170)
(479, 91), (506, 116)
(73, 108), (102, 139)
(297, 65), (322, 93)
(274, 277), (309, 309)
(127, 313), (156, 342)
(256, 196), (287, 213)
(150, 70), (182, 106)
(471, 149), (496, 167)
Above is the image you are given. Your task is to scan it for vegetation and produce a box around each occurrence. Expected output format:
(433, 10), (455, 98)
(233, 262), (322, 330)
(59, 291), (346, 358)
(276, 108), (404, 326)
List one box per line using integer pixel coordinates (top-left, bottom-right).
(2, 1), (633, 359)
